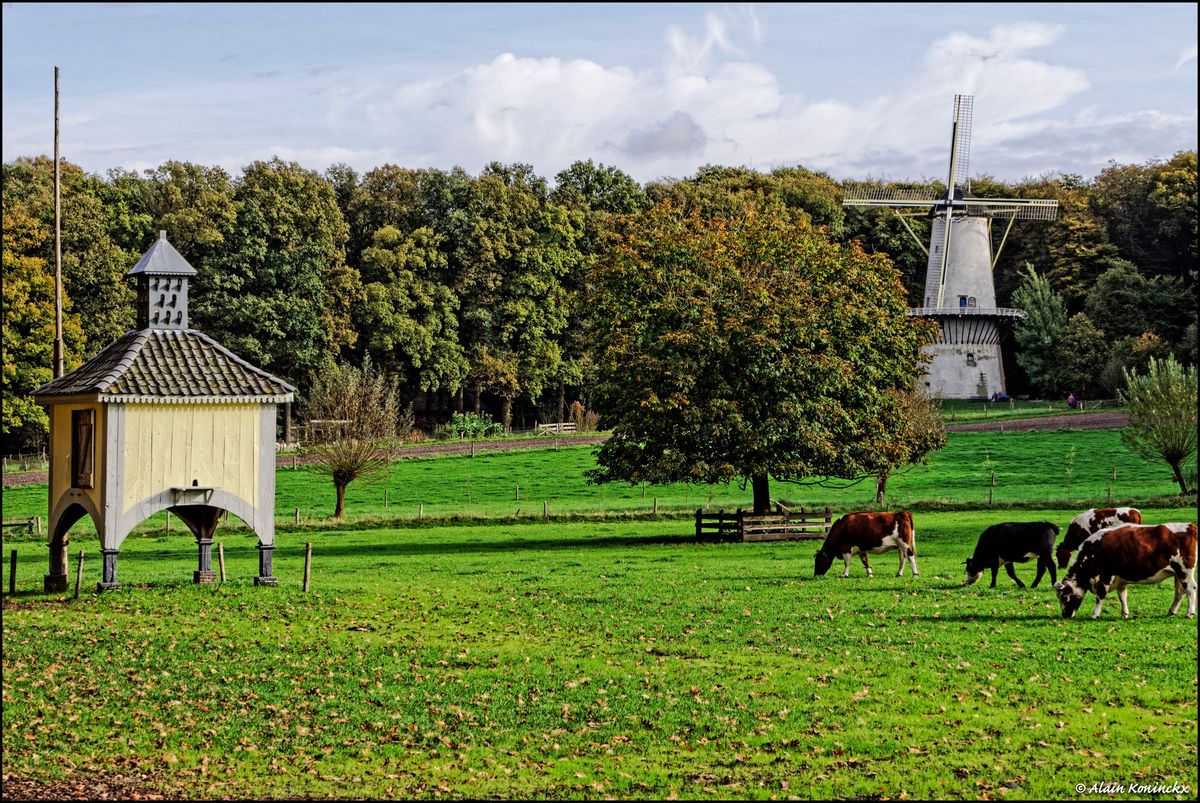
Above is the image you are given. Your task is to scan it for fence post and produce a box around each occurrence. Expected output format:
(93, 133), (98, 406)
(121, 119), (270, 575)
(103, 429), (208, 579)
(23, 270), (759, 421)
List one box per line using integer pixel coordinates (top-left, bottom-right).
(384, 489), (388, 509)
(217, 543), (226, 583)
(295, 507), (300, 525)
(989, 472), (995, 506)
(824, 507), (832, 530)
(35, 516), (41, 536)
(165, 511), (171, 534)
(8, 549), (16, 594)
(303, 542), (312, 592)
(543, 501), (548, 519)
(419, 503), (425, 520)
(737, 509), (745, 541)
(695, 508), (702, 539)
(652, 497), (658, 515)
(515, 484), (520, 502)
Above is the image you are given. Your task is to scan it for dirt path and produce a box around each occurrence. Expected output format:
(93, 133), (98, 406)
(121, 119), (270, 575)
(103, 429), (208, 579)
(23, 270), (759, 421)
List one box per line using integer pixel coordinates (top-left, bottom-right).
(2, 413), (1129, 489)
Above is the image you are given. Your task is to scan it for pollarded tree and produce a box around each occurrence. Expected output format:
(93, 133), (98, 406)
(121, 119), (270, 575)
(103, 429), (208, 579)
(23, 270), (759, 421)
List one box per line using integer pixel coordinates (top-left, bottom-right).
(586, 203), (936, 514)
(1119, 356), (1197, 495)
(305, 360), (401, 518)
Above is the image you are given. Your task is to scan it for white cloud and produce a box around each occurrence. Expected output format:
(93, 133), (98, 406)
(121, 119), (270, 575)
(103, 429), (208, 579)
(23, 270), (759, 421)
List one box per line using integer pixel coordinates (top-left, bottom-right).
(1176, 45), (1198, 71)
(2, 13), (1194, 185)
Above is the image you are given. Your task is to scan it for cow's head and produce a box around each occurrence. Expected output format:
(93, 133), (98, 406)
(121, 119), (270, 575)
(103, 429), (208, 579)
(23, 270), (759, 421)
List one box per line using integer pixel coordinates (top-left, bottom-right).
(1055, 542), (1074, 570)
(1054, 578), (1086, 618)
(814, 548), (833, 577)
(963, 558), (984, 586)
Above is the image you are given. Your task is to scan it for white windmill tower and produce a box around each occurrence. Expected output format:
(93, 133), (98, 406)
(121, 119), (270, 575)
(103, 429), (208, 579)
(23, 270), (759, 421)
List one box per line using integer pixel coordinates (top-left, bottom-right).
(843, 95), (1059, 399)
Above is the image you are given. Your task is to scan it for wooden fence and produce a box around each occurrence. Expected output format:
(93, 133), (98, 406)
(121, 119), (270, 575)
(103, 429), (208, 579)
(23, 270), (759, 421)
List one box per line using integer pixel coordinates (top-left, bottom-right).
(535, 422), (577, 434)
(695, 507), (833, 542)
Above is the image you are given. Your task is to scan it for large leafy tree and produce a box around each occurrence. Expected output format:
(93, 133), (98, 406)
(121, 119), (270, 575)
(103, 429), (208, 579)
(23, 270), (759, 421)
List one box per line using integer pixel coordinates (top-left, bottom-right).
(1, 203), (85, 451)
(195, 158), (361, 386)
(448, 162), (583, 431)
(587, 203), (935, 513)
(1084, 258), (1193, 345)
(2, 157), (134, 354)
(1119, 356), (1197, 495)
(141, 161), (239, 266)
(355, 225), (468, 398)
(1054, 313), (1109, 399)
(1011, 264), (1067, 397)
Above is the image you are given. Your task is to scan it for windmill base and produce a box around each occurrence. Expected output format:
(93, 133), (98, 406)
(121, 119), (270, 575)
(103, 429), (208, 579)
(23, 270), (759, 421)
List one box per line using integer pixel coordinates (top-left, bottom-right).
(919, 342), (1007, 400)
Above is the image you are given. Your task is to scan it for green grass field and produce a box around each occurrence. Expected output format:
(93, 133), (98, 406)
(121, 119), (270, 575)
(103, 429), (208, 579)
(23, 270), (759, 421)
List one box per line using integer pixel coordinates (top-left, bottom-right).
(2, 428), (1197, 799)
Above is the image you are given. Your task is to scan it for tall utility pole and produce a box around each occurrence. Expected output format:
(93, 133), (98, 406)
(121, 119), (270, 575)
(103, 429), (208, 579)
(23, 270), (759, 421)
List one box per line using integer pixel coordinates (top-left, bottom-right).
(53, 66), (65, 378)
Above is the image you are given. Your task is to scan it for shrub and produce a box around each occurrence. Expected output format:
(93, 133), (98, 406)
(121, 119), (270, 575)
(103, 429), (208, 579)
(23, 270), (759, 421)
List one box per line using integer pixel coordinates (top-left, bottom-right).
(435, 412), (504, 440)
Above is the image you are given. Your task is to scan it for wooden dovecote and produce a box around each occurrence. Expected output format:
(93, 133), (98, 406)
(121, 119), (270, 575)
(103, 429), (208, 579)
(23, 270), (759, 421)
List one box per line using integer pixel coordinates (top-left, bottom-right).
(32, 232), (294, 591)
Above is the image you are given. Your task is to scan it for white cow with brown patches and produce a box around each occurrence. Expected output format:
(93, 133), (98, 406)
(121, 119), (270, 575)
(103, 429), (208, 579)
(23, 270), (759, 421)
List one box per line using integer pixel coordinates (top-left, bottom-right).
(1055, 507), (1142, 569)
(1054, 523), (1197, 619)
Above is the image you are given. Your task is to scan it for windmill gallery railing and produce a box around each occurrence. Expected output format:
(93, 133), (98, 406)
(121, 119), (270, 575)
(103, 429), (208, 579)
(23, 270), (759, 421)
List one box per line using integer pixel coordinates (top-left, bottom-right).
(695, 507), (833, 542)
(906, 307), (1026, 319)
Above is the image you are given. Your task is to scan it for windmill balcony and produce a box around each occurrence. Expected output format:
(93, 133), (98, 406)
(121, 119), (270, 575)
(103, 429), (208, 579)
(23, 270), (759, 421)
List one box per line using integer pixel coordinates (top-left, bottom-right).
(907, 306), (1026, 320)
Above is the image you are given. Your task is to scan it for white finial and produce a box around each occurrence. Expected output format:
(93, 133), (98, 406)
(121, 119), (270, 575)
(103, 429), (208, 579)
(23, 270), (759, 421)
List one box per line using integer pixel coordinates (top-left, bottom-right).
(159, 230), (167, 240)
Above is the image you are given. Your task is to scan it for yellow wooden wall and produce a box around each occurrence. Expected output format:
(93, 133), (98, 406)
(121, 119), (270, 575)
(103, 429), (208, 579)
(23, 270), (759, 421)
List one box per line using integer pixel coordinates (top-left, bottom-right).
(121, 403), (261, 513)
(50, 402), (105, 513)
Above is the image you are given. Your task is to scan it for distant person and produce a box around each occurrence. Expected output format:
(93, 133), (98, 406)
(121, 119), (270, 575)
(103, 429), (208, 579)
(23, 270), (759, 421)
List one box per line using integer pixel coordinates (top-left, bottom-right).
(1066, 392), (1077, 410)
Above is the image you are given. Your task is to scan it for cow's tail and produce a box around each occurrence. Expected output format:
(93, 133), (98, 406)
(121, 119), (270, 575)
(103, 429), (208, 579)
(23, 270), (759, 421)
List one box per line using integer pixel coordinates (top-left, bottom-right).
(901, 509), (916, 556)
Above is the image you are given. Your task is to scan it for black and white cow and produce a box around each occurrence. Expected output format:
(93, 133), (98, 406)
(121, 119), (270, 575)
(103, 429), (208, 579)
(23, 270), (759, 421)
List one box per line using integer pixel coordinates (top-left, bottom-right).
(964, 522), (1060, 588)
(814, 511), (917, 578)
(1054, 523), (1198, 619)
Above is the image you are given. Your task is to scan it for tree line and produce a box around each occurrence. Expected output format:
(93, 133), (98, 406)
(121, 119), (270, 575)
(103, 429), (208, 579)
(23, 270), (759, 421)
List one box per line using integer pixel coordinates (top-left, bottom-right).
(3, 151), (1196, 453)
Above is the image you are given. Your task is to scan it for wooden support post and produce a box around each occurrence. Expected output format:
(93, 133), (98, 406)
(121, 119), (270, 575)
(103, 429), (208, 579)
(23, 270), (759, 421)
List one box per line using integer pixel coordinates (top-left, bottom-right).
(653, 497), (658, 515)
(642, 481), (646, 498)
(825, 507), (832, 530)
(695, 508), (702, 539)
(293, 455), (298, 470)
(73, 550), (84, 600)
(8, 549), (16, 594)
(543, 500), (548, 519)
(470, 442), (475, 458)
(303, 543), (312, 592)
(217, 543), (226, 583)
(295, 507), (300, 525)
(35, 516), (41, 535)
(384, 489), (388, 509)
(419, 503), (424, 520)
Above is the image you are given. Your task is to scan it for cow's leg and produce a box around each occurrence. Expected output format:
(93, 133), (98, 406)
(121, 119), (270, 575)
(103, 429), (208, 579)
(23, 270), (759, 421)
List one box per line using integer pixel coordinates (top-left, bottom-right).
(989, 564), (998, 588)
(1168, 575), (1185, 616)
(1091, 584), (1108, 619)
(1004, 562), (1025, 588)
(841, 554), (852, 578)
(896, 545), (907, 577)
(1116, 584), (1131, 618)
(909, 550), (919, 577)
(1033, 554), (1055, 588)
(859, 553), (873, 578)
(1187, 567), (1197, 618)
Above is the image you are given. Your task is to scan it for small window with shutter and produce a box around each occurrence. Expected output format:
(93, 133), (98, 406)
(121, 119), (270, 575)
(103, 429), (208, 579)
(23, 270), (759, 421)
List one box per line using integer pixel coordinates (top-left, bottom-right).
(71, 409), (94, 489)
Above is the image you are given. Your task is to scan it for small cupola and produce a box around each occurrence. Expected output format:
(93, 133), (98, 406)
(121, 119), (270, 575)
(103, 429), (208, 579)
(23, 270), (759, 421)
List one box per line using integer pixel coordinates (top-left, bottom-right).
(129, 230), (197, 330)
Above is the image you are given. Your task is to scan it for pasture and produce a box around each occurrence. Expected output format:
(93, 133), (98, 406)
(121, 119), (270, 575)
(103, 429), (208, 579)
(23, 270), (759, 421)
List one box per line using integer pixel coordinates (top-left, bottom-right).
(2, 428), (1197, 799)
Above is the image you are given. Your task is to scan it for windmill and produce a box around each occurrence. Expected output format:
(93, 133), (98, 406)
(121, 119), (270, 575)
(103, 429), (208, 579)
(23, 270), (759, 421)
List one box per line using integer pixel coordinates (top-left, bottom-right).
(843, 95), (1058, 399)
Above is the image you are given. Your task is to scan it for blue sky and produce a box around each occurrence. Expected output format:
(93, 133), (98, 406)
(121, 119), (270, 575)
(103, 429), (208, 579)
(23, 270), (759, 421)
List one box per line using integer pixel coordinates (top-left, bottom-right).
(2, 3), (1196, 185)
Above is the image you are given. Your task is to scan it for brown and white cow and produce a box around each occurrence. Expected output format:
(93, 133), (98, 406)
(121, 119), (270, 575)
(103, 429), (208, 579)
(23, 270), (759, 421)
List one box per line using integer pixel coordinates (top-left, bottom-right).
(1053, 523), (1197, 619)
(814, 511), (917, 578)
(1055, 507), (1142, 569)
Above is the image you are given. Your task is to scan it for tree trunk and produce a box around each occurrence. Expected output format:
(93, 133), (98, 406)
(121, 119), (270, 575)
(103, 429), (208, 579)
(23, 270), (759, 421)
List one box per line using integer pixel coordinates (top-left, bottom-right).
(334, 482), (347, 519)
(751, 474), (770, 515)
(474, 382), (482, 415)
(558, 382), (566, 424)
(502, 397), (513, 434)
(876, 471), (889, 505)
(1170, 460), (1190, 495)
(456, 386), (464, 414)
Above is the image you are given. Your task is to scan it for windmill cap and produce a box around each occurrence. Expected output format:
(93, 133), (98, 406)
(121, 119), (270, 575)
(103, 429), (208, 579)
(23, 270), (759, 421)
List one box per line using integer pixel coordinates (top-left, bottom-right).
(128, 231), (197, 276)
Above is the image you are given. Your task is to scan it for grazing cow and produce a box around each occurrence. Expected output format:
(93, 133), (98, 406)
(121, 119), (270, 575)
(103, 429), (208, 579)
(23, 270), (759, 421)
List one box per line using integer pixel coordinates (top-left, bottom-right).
(965, 522), (1060, 588)
(814, 511), (917, 578)
(1054, 523), (1197, 619)
(1055, 507), (1142, 569)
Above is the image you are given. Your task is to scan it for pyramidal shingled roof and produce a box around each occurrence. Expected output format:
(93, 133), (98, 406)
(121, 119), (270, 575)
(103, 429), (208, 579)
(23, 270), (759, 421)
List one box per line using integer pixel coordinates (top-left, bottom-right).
(33, 329), (295, 403)
(128, 230), (197, 276)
